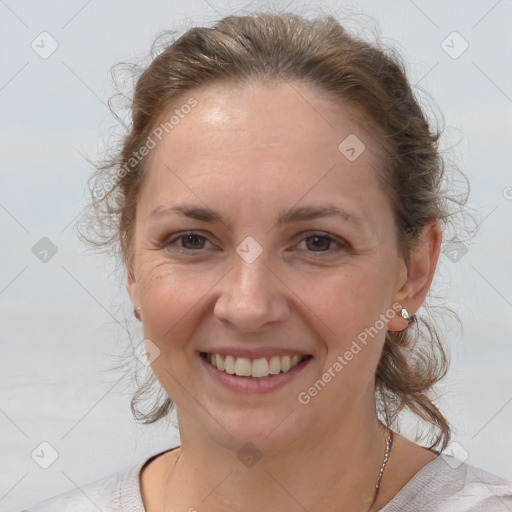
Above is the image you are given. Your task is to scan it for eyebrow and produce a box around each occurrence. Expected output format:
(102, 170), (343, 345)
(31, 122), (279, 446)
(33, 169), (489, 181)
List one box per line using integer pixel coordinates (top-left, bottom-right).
(149, 203), (362, 227)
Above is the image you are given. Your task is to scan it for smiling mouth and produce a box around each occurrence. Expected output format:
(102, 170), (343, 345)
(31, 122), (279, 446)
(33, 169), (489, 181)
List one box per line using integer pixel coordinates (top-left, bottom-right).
(200, 352), (313, 379)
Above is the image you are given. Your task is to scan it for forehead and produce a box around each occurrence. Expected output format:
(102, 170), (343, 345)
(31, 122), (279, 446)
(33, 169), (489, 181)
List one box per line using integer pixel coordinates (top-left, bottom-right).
(150, 80), (376, 159)
(138, 81), (390, 231)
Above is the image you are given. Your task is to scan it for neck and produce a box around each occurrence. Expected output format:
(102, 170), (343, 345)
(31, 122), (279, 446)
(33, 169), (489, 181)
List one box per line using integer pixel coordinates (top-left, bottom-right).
(161, 409), (390, 512)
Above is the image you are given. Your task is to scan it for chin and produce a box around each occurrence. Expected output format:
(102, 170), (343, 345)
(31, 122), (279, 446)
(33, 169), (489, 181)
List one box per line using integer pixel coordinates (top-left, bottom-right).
(201, 405), (310, 454)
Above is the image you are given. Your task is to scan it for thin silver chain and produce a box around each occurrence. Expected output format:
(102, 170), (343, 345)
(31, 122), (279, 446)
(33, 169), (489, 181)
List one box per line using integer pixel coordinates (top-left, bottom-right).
(367, 427), (394, 511)
(376, 428), (394, 493)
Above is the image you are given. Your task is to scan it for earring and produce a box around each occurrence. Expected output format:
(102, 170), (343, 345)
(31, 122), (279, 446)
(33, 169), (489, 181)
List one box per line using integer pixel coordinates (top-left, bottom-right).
(134, 306), (142, 321)
(400, 308), (415, 326)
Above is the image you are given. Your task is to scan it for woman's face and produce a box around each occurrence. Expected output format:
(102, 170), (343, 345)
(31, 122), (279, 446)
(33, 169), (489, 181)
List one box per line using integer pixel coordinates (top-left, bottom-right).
(128, 81), (411, 451)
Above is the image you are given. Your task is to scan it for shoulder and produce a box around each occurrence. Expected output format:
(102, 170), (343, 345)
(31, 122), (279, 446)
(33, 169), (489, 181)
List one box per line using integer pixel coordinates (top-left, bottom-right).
(381, 454), (512, 511)
(19, 454), (153, 512)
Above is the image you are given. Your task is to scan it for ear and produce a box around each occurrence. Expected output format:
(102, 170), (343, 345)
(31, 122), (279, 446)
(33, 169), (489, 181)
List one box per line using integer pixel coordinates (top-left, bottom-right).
(387, 221), (442, 331)
(127, 266), (139, 309)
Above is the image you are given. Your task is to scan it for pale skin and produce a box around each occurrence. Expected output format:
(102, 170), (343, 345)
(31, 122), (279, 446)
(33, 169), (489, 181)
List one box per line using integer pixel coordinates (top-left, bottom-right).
(127, 80), (442, 512)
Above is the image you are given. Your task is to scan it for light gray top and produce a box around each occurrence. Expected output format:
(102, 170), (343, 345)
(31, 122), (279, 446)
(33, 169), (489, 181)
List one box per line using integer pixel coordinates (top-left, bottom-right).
(22, 447), (512, 512)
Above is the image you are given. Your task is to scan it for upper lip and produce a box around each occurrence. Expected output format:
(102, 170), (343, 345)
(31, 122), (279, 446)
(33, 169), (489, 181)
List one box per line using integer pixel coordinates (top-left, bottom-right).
(199, 347), (312, 359)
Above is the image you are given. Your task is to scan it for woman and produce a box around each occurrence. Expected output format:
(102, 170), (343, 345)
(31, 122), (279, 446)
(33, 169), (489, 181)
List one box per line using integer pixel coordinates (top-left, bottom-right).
(23, 10), (512, 512)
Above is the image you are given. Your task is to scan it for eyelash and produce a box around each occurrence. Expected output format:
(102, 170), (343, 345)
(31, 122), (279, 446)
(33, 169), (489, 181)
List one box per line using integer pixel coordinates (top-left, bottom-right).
(160, 231), (348, 256)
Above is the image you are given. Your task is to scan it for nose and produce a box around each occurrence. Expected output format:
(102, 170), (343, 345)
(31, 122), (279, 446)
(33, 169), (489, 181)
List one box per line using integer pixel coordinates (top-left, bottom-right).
(213, 252), (289, 333)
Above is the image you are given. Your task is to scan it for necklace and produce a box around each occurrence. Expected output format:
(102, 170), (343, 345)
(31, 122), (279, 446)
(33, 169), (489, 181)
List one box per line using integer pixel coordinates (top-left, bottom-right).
(367, 426), (394, 511)
(162, 427), (394, 512)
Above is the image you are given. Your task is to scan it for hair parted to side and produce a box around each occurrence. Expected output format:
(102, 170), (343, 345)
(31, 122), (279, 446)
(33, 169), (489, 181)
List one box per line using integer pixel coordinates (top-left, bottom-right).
(78, 9), (475, 452)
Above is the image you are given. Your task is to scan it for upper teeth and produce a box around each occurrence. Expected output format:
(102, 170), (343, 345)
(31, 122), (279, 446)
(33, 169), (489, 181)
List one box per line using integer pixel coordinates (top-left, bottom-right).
(206, 353), (306, 378)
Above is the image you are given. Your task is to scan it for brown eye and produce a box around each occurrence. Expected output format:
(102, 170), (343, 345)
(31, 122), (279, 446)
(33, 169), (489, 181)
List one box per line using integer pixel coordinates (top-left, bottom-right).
(180, 234), (206, 250)
(296, 232), (348, 254)
(305, 235), (332, 251)
(161, 232), (212, 253)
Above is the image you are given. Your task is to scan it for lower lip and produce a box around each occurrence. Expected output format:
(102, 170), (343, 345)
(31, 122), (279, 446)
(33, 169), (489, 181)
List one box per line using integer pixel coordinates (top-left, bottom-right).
(199, 354), (312, 393)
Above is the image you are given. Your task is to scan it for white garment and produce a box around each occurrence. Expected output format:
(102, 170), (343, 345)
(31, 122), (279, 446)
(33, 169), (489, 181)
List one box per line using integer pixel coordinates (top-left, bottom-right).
(21, 448), (512, 512)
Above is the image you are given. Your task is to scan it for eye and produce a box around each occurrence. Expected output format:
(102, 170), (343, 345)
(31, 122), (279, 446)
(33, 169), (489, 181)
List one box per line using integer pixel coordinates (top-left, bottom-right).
(161, 232), (213, 253)
(296, 232), (348, 253)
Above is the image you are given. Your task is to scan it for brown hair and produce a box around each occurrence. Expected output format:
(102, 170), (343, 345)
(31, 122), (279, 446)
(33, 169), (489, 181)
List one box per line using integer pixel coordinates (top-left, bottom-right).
(79, 10), (473, 452)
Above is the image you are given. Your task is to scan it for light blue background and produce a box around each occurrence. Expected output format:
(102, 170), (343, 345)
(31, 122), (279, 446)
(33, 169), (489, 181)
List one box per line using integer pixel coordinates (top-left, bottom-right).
(1, 0), (511, 510)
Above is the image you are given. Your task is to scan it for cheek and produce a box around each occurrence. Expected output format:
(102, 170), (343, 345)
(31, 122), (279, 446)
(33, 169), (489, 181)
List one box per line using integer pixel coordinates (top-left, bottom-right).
(297, 264), (391, 332)
(137, 259), (221, 345)
(305, 269), (392, 389)
(299, 267), (395, 391)
(137, 264), (208, 392)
